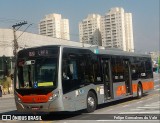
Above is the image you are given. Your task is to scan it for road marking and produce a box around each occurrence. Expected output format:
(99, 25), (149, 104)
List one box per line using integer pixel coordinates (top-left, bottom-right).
(154, 79), (160, 82)
(101, 93), (160, 111)
(80, 115), (92, 119)
(130, 108), (143, 111)
(154, 85), (160, 87)
(155, 89), (160, 91)
(86, 93), (159, 115)
(136, 101), (143, 104)
(154, 85), (160, 89)
(145, 104), (160, 106)
(122, 105), (129, 107)
(145, 102), (160, 105)
(145, 98), (152, 101)
(106, 109), (113, 111)
(137, 106), (158, 109)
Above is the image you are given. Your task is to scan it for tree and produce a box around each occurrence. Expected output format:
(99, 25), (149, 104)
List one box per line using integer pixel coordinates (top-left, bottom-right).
(158, 56), (160, 67)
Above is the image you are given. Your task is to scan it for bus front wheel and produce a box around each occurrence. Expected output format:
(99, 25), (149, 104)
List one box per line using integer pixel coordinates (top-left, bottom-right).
(137, 84), (143, 99)
(86, 91), (97, 113)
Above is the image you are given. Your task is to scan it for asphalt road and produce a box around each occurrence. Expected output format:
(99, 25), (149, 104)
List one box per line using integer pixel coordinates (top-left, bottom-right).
(0, 73), (159, 123)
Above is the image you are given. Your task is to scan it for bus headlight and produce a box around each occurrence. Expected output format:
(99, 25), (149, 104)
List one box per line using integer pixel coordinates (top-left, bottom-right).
(18, 97), (21, 102)
(15, 95), (22, 102)
(48, 92), (59, 101)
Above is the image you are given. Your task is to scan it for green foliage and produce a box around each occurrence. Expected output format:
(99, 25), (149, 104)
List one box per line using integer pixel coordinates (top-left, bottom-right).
(158, 56), (160, 66)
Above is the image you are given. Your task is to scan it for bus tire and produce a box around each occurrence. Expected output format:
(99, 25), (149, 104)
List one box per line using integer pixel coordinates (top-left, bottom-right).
(86, 91), (97, 113)
(137, 84), (143, 99)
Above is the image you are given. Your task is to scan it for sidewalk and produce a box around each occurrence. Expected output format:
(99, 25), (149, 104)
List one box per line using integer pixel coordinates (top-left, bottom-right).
(0, 94), (14, 99)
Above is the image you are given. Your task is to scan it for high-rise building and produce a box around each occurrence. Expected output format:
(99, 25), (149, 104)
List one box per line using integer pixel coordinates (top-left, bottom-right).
(79, 14), (102, 46)
(39, 13), (70, 40)
(125, 13), (134, 52)
(101, 7), (134, 52)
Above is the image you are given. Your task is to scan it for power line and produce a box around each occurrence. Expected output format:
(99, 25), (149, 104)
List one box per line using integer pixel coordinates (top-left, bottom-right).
(16, 24), (32, 40)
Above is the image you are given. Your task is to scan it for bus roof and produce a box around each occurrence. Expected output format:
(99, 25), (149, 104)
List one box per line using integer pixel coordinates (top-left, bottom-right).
(18, 45), (151, 58)
(61, 45), (151, 58)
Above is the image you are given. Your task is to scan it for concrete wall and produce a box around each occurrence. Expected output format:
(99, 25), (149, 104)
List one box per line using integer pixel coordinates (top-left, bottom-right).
(0, 28), (93, 57)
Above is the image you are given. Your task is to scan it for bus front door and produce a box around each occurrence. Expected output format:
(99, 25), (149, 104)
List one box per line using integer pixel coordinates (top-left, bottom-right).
(123, 60), (132, 95)
(102, 59), (113, 100)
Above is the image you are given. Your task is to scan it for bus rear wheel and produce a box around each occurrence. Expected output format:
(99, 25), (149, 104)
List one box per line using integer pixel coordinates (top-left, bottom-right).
(86, 91), (97, 113)
(137, 84), (143, 99)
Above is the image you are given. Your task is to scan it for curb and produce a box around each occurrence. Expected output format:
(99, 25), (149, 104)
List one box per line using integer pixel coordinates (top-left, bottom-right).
(0, 94), (14, 99)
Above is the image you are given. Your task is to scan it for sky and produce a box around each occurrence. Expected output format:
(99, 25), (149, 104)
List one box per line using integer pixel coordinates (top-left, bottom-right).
(0, 0), (159, 53)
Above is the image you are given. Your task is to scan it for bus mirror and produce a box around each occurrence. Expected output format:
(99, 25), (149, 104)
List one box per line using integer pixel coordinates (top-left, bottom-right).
(25, 60), (35, 65)
(141, 73), (146, 77)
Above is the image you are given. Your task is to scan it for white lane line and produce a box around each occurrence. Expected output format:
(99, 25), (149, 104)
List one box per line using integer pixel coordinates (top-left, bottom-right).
(137, 106), (158, 109)
(122, 105), (129, 108)
(154, 79), (160, 82)
(80, 115), (91, 119)
(106, 109), (113, 111)
(145, 104), (160, 107)
(145, 98), (152, 101)
(151, 101), (160, 104)
(155, 89), (160, 91)
(144, 105), (160, 107)
(154, 85), (160, 88)
(130, 108), (143, 111)
(136, 101), (143, 104)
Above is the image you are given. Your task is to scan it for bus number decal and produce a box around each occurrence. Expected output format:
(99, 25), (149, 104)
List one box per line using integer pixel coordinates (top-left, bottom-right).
(38, 50), (48, 56)
(29, 51), (35, 57)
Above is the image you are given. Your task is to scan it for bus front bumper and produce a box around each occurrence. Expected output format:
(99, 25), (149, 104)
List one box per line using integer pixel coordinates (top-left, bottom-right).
(16, 101), (63, 112)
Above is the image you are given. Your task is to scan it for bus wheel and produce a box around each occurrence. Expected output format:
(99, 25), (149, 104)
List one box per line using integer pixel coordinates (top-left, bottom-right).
(137, 84), (143, 99)
(86, 91), (97, 113)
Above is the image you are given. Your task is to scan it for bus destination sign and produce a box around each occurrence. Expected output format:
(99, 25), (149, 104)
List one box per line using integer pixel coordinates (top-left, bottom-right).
(28, 50), (49, 57)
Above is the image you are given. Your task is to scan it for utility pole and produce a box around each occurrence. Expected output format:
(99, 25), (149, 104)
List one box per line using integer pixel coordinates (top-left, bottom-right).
(12, 21), (27, 91)
(12, 21), (27, 57)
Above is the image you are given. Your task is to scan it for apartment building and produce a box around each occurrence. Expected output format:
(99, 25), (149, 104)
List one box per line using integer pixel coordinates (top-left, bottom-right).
(101, 7), (134, 52)
(79, 14), (102, 46)
(39, 13), (70, 40)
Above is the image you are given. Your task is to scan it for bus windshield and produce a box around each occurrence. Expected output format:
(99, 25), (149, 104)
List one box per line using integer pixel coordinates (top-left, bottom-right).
(17, 57), (58, 89)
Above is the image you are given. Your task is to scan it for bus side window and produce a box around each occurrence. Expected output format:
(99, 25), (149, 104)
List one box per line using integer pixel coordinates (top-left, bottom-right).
(131, 57), (139, 80)
(62, 58), (79, 94)
(62, 48), (99, 93)
(62, 60), (78, 80)
(111, 57), (124, 82)
(145, 58), (153, 78)
(78, 54), (96, 83)
(138, 59), (146, 78)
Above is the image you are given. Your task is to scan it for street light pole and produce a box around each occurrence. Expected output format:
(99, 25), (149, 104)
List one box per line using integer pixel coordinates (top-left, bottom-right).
(12, 27), (18, 57)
